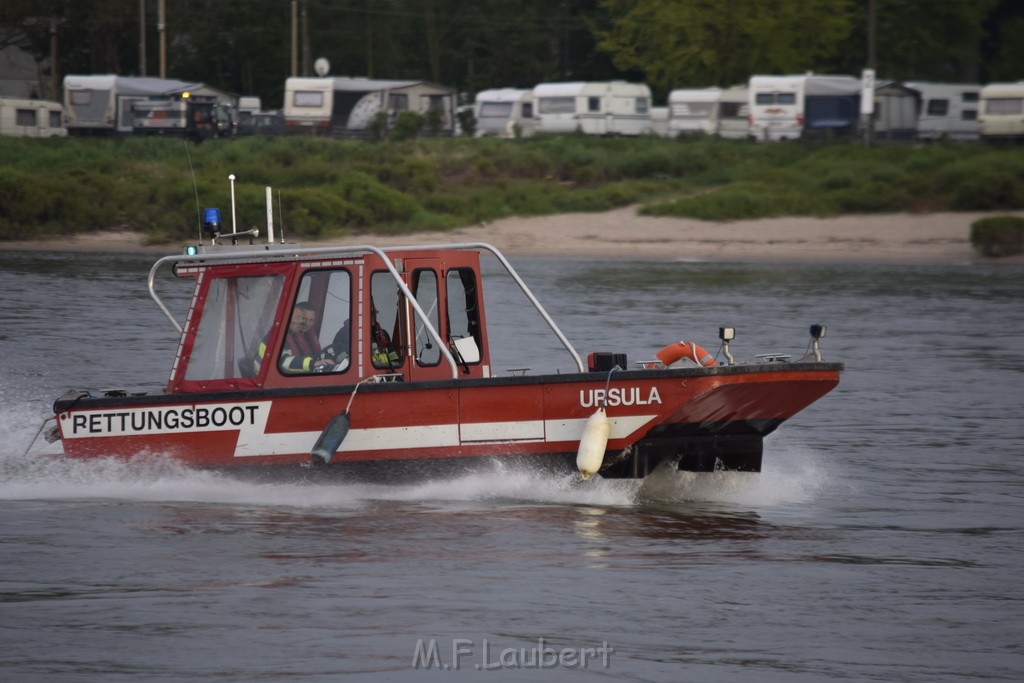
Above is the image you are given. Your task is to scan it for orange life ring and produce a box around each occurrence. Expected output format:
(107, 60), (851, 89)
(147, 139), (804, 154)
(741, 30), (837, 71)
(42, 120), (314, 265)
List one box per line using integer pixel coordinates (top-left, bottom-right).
(656, 341), (717, 368)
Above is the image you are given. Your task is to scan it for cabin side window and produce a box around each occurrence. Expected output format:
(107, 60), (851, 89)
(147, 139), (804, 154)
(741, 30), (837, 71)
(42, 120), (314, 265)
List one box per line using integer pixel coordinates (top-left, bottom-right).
(293, 91), (323, 108)
(15, 109), (36, 126)
(49, 110), (61, 128)
(985, 98), (1024, 115)
(370, 271), (406, 370)
(635, 97), (649, 114)
(479, 102), (513, 117)
(389, 93), (409, 112)
(446, 268), (482, 366)
(412, 269), (441, 367)
(587, 96), (601, 112)
(184, 274), (284, 381)
(926, 99), (949, 116)
(521, 102), (533, 118)
(278, 269), (352, 375)
(538, 97), (574, 114)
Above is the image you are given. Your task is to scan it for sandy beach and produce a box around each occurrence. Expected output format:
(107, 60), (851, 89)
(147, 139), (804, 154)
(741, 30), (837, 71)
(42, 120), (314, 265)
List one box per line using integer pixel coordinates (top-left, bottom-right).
(4, 208), (1023, 265)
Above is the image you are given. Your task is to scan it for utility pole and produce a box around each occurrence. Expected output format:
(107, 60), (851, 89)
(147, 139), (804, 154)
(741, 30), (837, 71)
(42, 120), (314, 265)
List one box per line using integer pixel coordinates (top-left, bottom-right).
(158, 0), (166, 79)
(301, 0), (311, 77)
(49, 15), (58, 99)
(139, 0), (147, 76)
(291, 0), (298, 77)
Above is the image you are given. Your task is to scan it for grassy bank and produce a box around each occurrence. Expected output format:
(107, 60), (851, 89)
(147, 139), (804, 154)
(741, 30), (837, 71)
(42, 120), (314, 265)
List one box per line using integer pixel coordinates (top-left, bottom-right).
(1, 135), (1023, 243)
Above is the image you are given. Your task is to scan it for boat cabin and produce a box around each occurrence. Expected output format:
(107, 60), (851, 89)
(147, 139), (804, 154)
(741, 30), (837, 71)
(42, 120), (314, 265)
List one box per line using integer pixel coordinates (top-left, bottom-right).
(162, 246), (494, 394)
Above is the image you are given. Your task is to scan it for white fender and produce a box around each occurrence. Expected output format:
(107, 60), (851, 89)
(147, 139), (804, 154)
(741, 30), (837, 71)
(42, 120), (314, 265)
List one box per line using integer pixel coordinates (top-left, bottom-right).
(576, 406), (610, 481)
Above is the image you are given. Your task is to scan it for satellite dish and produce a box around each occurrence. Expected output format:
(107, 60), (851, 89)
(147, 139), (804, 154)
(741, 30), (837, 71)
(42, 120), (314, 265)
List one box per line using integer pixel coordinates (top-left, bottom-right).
(314, 58), (330, 77)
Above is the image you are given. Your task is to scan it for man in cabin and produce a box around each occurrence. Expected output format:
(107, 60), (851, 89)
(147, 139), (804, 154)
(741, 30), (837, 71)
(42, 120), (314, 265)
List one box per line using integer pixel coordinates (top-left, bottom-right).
(259, 301), (333, 373)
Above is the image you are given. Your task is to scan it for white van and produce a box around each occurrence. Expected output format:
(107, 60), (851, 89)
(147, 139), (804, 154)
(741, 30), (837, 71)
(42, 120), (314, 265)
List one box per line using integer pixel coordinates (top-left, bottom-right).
(978, 81), (1024, 142)
(533, 81), (651, 136)
(903, 82), (981, 141)
(474, 88), (534, 138)
(0, 97), (66, 137)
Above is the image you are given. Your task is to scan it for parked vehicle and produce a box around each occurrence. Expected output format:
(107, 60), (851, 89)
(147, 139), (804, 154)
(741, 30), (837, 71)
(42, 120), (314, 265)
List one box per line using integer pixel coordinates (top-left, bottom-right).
(532, 81), (652, 136)
(0, 97), (65, 138)
(284, 76), (456, 137)
(474, 88), (534, 138)
(903, 81), (981, 141)
(978, 81), (1024, 142)
(668, 88), (721, 136)
(667, 87), (749, 138)
(748, 74), (861, 141)
(132, 95), (235, 141)
(63, 75), (231, 136)
(250, 111), (287, 136)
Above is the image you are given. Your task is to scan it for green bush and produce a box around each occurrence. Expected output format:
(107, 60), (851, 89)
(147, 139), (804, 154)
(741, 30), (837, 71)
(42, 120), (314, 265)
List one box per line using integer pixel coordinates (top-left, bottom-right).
(389, 111), (425, 142)
(3, 136), (1024, 244)
(970, 215), (1024, 257)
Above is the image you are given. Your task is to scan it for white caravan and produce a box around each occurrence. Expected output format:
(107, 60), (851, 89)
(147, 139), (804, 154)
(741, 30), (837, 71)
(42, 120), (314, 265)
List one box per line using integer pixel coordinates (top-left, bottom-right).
(284, 76), (456, 136)
(668, 87), (750, 138)
(0, 97), (66, 137)
(668, 88), (722, 136)
(62, 75), (226, 135)
(532, 81), (651, 135)
(978, 81), (1024, 142)
(903, 82), (981, 141)
(749, 74), (860, 141)
(474, 88), (534, 138)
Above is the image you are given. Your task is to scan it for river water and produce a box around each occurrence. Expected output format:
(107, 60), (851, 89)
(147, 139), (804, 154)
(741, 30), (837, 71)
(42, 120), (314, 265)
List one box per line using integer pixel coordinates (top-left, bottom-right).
(1, 249), (1022, 681)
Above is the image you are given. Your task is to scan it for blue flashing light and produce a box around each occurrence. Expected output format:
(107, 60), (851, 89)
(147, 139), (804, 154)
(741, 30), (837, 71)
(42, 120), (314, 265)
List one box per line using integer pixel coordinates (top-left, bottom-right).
(203, 207), (221, 234)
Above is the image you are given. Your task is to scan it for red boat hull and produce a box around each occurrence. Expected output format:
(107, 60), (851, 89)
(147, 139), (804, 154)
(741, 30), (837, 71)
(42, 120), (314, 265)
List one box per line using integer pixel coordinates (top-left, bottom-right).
(55, 364), (840, 478)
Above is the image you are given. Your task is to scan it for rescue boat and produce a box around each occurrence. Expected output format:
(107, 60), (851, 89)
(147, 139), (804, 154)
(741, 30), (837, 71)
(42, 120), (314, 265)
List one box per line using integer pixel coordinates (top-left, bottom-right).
(47, 190), (842, 481)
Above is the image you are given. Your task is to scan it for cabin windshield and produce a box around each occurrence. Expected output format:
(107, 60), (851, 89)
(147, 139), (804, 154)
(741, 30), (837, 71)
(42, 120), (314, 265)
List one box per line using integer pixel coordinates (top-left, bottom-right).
(184, 274), (284, 381)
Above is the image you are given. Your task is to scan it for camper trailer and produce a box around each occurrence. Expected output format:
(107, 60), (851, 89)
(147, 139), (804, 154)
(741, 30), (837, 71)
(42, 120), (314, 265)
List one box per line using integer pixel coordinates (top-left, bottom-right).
(749, 74), (861, 141)
(0, 97), (65, 138)
(532, 81), (651, 136)
(668, 87), (749, 138)
(978, 81), (1024, 142)
(62, 75), (230, 136)
(284, 76), (456, 137)
(903, 82), (980, 141)
(668, 88), (722, 136)
(473, 88), (534, 138)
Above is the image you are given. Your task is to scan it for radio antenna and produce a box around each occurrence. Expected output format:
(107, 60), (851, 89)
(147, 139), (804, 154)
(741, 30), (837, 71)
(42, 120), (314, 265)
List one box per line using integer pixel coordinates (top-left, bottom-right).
(184, 140), (202, 242)
(277, 189), (285, 243)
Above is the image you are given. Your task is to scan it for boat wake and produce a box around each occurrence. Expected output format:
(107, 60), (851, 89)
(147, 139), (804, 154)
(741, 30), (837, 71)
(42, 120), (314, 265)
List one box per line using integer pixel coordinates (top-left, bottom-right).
(3, 404), (833, 511)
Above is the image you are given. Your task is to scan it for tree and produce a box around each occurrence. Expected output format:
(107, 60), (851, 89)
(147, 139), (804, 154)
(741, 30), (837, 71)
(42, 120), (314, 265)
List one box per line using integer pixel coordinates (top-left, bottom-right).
(835, 0), (999, 82)
(594, 0), (856, 94)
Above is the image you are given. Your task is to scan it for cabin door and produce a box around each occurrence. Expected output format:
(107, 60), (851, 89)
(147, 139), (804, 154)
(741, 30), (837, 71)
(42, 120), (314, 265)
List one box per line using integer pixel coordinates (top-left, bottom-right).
(399, 258), (489, 382)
